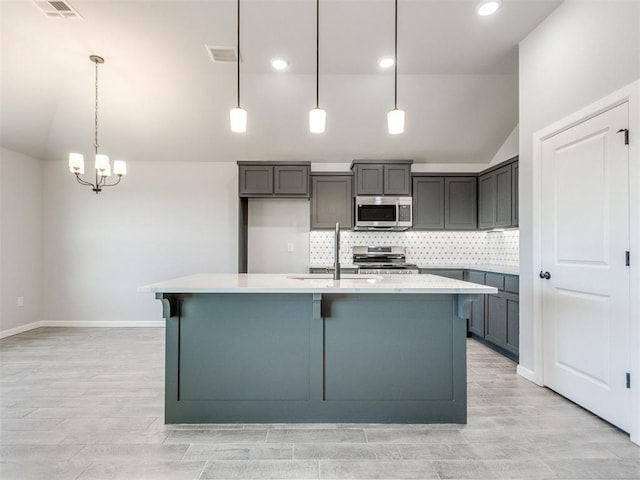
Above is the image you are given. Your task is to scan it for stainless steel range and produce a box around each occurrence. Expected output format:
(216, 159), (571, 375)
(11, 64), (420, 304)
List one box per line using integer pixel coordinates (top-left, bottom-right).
(352, 246), (419, 275)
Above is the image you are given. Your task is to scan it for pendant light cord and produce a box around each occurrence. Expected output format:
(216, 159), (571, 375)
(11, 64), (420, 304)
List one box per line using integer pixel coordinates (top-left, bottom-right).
(394, 0), (398, 110)
(315, 0), (319, 109)
(94, 58), (99, 154)
(237, 0), (241, 108)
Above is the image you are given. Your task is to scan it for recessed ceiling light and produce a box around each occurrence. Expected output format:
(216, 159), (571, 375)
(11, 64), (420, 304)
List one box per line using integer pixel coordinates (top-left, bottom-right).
(477, 0), (502, 16)
(271, 58), (289, 71)
(378, 57), (394, 69)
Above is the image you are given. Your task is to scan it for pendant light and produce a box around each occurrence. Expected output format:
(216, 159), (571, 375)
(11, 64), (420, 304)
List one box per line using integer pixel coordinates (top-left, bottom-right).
(230, 0), (247, 133)
(387, 0), (404, 134)
(309, 0), (326, 133)
(68, 55), (127, 194)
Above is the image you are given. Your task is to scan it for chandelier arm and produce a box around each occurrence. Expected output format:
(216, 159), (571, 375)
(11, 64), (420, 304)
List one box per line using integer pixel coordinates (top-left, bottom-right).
(74, 174), (97, 188)
(101, 176), (123, 188)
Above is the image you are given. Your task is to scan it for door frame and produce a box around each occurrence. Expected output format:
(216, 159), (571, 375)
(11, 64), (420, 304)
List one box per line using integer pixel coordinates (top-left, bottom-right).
(530, 80), (640, 445)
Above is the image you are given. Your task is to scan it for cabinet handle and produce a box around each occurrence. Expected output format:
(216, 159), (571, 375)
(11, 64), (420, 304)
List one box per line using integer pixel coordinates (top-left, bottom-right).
(539, 271), (551, 280)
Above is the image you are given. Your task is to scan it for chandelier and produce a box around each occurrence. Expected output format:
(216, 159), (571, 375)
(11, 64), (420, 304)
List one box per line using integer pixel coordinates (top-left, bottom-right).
(68, 55), (126, 193)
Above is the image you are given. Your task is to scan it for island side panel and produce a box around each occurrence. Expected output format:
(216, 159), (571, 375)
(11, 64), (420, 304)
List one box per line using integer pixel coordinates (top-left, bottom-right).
(161, 292), (466, 424)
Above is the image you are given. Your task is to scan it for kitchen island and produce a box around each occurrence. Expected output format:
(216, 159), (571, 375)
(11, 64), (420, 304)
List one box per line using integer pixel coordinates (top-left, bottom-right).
(140, 273), (497, 424)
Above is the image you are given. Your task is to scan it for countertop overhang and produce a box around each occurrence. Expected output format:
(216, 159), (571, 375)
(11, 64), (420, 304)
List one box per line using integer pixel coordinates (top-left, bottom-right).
(139, 273), (498, 295)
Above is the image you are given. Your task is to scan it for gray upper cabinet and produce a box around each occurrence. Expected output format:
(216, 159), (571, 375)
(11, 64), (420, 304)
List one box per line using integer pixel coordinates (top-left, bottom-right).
(355, 164), (384, 195)
(413, 176), (476, 230)
(383, 164), (412, 195)
(478, 159), (517, 229)
(352, 160), (412, 196)
(494, 165), (512, 227)
(310, 174), (353, 229)
(239, 164), (273, 196)
(238, 162), (310, 198)
(444, 177), (477, 230)
(512, 162), (519, 226)
(478, 172), (495, 229)
(274, 165), (310, 196)
(412, 177), (445, 229)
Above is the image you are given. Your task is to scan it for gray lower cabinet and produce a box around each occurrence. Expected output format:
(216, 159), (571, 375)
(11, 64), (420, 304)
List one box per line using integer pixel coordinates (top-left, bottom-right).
(485, 291), (519, 356)
(239, 162), (310, 197)
(351, 160), (412, 196)
(465, 270), (518, 359)
(466, 271), (485, 337)
(310, 174), (353, 229)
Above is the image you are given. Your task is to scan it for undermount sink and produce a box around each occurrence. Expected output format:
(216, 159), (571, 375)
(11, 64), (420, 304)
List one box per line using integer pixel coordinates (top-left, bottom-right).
(286, 274), (382, 280)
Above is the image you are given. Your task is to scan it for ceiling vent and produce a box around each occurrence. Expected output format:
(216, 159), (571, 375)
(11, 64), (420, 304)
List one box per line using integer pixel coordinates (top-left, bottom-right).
(33, 1), (82, 19)
(206, 45), (239, 63)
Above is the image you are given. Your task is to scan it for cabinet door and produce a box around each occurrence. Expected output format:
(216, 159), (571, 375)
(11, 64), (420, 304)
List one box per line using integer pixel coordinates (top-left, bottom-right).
(383, 164), (411, 195)
(478, 172), (495, 229)
(355, 164), (384, 195)
(494, 165), (512, 227)
(467, 271), (485, 337)
(274, 165), (309, 196)
(511, 162), (519, 226)
(485, 293), (507, 349)
(412, 177), (445, 229)
(444, 177), (477, 230)
(239, 165), (273, 196)
(311, 175), (353, 229)
(505, 294), (519, 354)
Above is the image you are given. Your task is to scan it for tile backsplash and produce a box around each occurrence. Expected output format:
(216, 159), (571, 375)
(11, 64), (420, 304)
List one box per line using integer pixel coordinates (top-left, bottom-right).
(310, 229), (519, 267)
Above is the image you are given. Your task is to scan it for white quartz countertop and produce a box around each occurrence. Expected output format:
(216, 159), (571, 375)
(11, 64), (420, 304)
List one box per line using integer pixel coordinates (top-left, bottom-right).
(139, 273), (498, 295)
(309, 264), (519, 275)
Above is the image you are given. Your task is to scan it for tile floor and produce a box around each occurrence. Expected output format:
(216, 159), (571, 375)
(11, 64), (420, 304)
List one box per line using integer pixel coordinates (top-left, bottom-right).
(0, 327), (638, 479)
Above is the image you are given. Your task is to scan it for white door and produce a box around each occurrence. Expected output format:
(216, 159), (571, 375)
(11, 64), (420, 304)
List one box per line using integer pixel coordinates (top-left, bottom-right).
(541, 102), (630, 431)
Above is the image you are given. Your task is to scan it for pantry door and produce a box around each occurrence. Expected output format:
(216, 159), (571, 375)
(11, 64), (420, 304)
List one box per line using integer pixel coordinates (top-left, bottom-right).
(540, 102), (631, 431)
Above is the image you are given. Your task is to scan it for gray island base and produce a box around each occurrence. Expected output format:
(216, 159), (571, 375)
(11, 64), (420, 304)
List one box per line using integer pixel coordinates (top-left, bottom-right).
(142, 274), (497, 424)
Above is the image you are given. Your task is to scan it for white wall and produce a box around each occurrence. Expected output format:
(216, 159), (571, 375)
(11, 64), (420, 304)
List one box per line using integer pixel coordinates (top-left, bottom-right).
(248, 199), (310, 273)
(41, 161), (238, 322)
(0, 148), (43, 333)
(488, 125), (519, 166)
(519, 1), (640, 375)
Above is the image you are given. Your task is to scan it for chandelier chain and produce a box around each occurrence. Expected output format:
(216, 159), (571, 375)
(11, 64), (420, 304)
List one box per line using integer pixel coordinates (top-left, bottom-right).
(94, 57), (99, 154)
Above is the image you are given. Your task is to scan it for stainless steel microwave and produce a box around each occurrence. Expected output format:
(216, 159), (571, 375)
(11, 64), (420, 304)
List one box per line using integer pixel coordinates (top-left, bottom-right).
(354, 196), (412, 231)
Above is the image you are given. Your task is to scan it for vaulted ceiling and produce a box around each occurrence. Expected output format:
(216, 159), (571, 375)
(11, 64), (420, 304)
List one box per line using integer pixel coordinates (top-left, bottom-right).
(1, 0), (561, 164)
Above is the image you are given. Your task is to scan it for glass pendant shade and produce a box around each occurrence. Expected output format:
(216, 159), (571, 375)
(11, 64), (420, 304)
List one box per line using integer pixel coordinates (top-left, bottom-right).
(68, 153), (85, 174)
(387, 108), (405, 134)
(95, 154), (110, 172)
(230, 107), (247, 133)
(113, 160), (127, 176)
(309, 108), (326, 134)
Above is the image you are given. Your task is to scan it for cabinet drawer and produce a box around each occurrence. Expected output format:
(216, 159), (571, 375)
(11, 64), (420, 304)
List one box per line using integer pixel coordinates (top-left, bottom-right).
(419, 269), (464, 280)
(467, 271), (485, 285)
(485, 273), (505, 290)
(504, 275), (519, 294)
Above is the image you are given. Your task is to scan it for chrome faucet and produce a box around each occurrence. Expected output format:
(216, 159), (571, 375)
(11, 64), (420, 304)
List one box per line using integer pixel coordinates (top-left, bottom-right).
(333, 222), (340, 280)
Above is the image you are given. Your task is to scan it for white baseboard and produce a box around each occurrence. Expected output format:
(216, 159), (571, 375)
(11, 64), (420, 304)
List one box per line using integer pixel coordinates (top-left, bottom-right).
(0, 321), (42, 339)
(517, 365), (543, 386)
(40, 320), (165, 328)
(1, 320), (164, 339)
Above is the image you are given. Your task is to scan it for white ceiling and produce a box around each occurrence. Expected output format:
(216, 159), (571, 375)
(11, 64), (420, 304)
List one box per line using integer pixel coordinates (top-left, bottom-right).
(0, 0), (561, 164)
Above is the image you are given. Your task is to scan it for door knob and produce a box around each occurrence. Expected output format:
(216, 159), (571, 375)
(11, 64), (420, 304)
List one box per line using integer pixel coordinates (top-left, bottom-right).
(539, 271), (551, 280)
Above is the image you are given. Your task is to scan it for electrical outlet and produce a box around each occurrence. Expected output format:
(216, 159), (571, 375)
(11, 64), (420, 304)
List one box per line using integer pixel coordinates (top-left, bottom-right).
(17, 296), (24, 307)
(287, 242), (294, 253)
